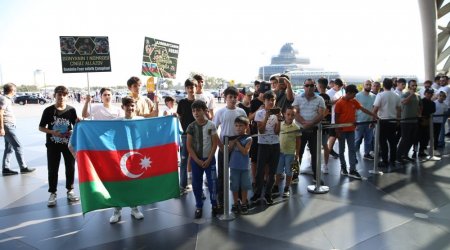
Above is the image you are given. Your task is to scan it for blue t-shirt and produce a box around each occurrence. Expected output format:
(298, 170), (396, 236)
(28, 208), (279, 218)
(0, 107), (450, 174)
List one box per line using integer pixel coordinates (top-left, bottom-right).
(229, 136), (251, 170)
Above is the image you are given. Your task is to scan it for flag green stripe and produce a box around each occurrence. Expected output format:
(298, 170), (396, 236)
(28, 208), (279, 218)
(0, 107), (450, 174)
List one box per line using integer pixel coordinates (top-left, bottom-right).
(79, 172), (180, 214)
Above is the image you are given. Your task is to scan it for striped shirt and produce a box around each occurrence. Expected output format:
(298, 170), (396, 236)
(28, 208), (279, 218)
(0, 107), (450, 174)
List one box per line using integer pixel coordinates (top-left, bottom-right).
(292, 93), (325, 121)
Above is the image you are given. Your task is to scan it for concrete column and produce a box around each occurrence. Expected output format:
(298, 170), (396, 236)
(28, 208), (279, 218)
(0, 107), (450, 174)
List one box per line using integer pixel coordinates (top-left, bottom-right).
(418, 0), (437, 80)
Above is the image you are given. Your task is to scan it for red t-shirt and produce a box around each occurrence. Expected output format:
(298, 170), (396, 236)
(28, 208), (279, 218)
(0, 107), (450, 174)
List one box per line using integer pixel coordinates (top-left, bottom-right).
(334, 98), (362, 132)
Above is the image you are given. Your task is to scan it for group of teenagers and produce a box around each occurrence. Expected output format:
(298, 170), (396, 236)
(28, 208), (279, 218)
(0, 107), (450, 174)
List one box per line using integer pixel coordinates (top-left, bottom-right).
(2, 72), (449, 223)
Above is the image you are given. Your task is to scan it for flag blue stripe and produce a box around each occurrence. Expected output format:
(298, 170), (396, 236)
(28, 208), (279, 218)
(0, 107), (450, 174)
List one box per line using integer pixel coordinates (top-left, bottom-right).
(71, 116), (181, 151)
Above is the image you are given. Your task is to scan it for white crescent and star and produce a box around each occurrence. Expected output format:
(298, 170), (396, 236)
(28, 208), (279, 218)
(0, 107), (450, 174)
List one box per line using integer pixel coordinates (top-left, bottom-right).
(119, 151), (152, 179)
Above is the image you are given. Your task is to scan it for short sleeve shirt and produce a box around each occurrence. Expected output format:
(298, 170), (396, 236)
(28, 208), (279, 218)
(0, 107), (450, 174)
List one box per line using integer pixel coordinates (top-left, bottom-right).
(401, 93), (421, 123)
(213, 107), (247, 142)
(186, 120), (217, 159)
(355, 92), (375, 122)
(88, 104), (123, 120)
(335, 98), (362, 132)
(229, 136), (252, 169)
(373, 90), (401, 119)
(279, 122), (300, 154)
(254, 109), (279, 144)
(292, 93), (326, 121)
(195, 92), (215, 111)
(0, 95), (15, 125)
(134, 95), (154, 117)
(39, 105), (78, 145)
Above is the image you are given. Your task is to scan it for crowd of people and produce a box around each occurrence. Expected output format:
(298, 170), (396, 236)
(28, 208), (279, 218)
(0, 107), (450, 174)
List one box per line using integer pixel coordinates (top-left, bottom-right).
(1, 73), (449, 222)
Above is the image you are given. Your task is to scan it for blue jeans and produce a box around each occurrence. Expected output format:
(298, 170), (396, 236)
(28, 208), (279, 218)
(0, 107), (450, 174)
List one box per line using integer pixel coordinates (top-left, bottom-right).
(2, 124), (27, 170)
(179, 135), (188, 189)
(191, 158), (217, 209)
(338, 131), (357, 171)
(355, 124), (373, 155)
(276, 153), (294, 176)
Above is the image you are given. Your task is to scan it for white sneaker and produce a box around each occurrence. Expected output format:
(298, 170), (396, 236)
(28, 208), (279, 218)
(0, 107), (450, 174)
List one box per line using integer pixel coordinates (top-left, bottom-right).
(300, 166), (313, 175)
(109, 208), (122, 224)
(47, 193), (57, 207)
(131, 206), (144, 220)
(321, 164), (329, 174)
(67, 190), (80, 202)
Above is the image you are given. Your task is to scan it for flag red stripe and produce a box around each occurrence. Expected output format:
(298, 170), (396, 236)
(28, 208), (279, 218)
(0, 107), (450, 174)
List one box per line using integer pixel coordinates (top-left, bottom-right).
(77, 143), (178, 183)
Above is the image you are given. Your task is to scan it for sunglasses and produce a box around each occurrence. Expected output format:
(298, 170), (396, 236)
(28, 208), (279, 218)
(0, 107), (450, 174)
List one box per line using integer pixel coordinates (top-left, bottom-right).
(304, 84), (315, 88)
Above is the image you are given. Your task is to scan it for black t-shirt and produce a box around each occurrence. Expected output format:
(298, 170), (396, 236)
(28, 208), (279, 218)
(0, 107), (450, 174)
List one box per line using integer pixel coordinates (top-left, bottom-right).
(39, 105), (78, 145)
(176, 98), (195, 134)
(238, 102), (251, 116)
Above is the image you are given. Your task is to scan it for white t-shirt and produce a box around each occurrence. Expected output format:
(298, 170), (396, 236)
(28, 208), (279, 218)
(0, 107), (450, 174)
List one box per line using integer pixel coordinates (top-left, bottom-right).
(213, 106), (247, 142)
(160, 106), (175, 116)
(326, 87), (344, 123)
(195, 92), (215, 111)
(434, 100), (449, 123)
(88, 104), (123, 120)
(373, 90), (401, 119)
(254, 109), (279, 144)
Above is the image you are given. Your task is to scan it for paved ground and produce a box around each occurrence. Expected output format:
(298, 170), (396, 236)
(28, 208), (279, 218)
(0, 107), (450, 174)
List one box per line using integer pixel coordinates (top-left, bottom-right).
(0, 101), (449, 250)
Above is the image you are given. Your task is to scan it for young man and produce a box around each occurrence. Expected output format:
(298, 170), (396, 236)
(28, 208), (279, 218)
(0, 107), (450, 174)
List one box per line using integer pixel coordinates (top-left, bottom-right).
(0, 83), (35, 175)
(396, 80), (422, 163)
(317, 78), (331, 173)
(326, 78), (345, 159)
(126, 76), (158, 118)
(193, 74), (215, 120)
(355, 80), (376, 160)
(372, 78), (401, 168)
(109, 97), (145, 223)
(335, 85), (377, 179)
(39, 86), (79, 207)
(213, 87), (247, 208)
(176, 78), (197, 194)
(186, 100), (219, 219)
(228, 116), (252, 214)
(416, 88), (435, 157)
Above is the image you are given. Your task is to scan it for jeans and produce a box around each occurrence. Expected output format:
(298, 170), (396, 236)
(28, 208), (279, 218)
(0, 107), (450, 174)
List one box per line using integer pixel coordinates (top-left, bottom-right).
(46, 143), (75, 193)
(438, 110), (450, 146)
(191, 158), (217, 209)
(379, 121), (397, 163)
(2, 124), (27, 170)
(338, 131), (357, 171)
(179, 135), (188, 189)
(354, 124), (373, 155)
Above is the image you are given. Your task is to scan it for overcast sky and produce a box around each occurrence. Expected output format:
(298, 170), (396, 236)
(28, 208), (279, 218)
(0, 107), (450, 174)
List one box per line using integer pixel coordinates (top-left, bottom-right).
(0, 0), (426, 87)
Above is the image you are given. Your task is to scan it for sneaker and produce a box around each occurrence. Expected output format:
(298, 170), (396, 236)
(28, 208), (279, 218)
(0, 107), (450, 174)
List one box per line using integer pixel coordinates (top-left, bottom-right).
(330, 150), (339, 159)
(250, 194), (260, 204)
(67, 190), (79, 202)
(363, 154), (374, 160)
(20, 167), (36, 174)
(348, 170), (362, 180)
(340, 168), (348, 176)
(109, 208), (122, 223)
(321, 164), (329, 174)
(300, 166), (313, 175)
(2, 168), (18, 176)
(47, 193), (57, 207)
(282, 187), (290, 198)
(130, 207), (144, 220)
(241, 203), (249, 214)
(271, 185), (279, 195)
(231, 204), (239, 214)
(264, 194), (273, 205)
(194, 208), (202, 219)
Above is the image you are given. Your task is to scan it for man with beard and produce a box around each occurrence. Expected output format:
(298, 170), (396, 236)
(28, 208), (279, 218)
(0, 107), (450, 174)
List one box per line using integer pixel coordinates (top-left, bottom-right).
(355, 80), (376, 160)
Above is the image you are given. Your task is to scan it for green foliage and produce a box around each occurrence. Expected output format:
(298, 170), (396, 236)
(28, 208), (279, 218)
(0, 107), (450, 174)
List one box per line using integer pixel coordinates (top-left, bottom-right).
(16, 85), (38, 92)
(189, 72), (226, 89)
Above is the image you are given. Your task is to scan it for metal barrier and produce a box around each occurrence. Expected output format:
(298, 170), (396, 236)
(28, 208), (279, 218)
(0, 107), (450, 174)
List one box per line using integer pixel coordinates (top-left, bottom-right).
(219, 136), (235, 221)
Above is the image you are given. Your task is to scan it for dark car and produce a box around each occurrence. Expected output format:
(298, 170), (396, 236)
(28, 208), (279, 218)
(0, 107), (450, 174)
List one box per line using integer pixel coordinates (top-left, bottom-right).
(14, 95), (47, 105)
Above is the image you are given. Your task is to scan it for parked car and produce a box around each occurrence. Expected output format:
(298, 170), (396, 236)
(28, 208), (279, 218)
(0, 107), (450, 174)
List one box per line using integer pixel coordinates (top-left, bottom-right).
(174, 90), (187, 103)
(14, 95), (47, 105)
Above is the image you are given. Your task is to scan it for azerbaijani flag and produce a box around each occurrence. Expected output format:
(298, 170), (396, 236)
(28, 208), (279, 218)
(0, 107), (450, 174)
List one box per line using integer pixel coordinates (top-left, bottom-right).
(70, 116), (180, 214)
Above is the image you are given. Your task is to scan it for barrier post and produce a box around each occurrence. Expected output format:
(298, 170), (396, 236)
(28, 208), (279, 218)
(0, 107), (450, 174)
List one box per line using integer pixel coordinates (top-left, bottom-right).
(307, 123), (329, 194)
(219, 136), (235, 221)
(369, 119), (383, 175)
(427, 114), (441, 161)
